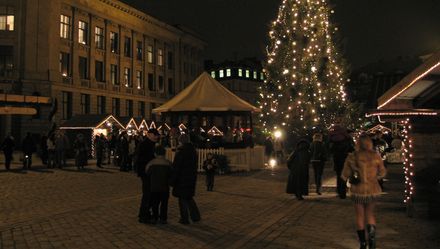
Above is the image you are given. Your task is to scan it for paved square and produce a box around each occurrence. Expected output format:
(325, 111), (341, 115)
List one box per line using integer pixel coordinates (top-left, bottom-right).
(0, 160), (439, 249)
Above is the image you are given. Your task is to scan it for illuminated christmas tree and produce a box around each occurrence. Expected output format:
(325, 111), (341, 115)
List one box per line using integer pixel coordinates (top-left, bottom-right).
(259, 0), (349, 135)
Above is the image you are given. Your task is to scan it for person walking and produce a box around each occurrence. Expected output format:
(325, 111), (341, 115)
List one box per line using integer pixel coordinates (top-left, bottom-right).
(264, 136), (274, 162)
(73, 134), (88, 170)
(286, 140), (311, 200)
(22, 133), (36, 169)
(342, 134), (386, 249)
(95, 134), (105, 168)
(145, 145), (172, 224)
(128, 136), (137, 171)
(46, 133), (56, 168)
(55, 131), (69, 168)
(309, 133), (327, 195)
(202, 153), (217, 191)
(40, 134), (48, 165)
(329, 123), (353, 199)
(135, 129), (160, 224)
(1, 133), (15, 170)
(171, 134), (201, 224)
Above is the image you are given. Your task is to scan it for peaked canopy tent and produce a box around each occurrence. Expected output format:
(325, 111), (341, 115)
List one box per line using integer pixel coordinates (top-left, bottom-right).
(153, 72), (260, 138)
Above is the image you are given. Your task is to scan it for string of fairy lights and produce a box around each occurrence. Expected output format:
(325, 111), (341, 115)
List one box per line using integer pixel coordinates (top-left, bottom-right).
(401, 118), (415, 203)
(259, 0), (348, 134)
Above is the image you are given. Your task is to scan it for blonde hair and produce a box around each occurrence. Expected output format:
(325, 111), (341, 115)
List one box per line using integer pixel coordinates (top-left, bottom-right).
(357, 134), (373, 151)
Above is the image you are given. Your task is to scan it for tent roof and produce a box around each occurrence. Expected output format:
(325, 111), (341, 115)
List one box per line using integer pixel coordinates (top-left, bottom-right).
(153, 72), (260, 113)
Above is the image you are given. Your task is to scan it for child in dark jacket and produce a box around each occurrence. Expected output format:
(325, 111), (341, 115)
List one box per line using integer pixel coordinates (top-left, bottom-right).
(203, 153), (218, 191)
(145, 145), (172, 224)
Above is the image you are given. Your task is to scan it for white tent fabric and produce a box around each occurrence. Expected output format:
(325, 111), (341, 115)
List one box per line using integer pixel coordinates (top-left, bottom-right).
(152, 72), (260, 113)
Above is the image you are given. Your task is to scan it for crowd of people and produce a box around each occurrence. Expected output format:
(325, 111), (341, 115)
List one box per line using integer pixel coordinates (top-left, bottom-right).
(265, 124), (399, 249)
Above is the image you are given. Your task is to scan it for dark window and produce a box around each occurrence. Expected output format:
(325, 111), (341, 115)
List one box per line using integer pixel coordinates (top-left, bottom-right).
(0, 46), (13, 77)
(124, 67), (131, 87)
(136, 70), (142, 89)
(168, 78), (174, 94)
(110, 64), (118, 85)
(138, 101), (145, 117)
(60, 14), (70, 39)
(80, 94), (90, 114)
(126, 99), (133, 116)
(97, 96), (106, 114)
(112, 98), (120, 116)
(110, 32), (118, 53)
(124, 36), (131, 57)
(78, 21), (88, 45)
(79, 56), (88, 79)
(148, 73), (155, 91)
(95, 60), (104, 82)
(136, 41), (142, 60)
(62, 91), (72, 120)
(95, 26), (104, 49)
(167, 52), (173, 70)
(158, 76), (164, 92)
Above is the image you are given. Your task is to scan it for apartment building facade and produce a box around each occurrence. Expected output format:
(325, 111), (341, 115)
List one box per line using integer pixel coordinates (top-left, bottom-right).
(0, 0), (206, 140)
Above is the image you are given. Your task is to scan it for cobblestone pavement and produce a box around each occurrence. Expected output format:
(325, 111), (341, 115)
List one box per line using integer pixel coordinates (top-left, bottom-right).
(0, 159), (439, 249)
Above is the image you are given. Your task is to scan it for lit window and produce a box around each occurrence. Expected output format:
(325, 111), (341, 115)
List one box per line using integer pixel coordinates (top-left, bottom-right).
(110, 64), (118, 85)
(253, 71), (257, 79)
(95, 27), (104, 49)
(60, 15), (71, 39)
(147, 45), (153, 63)
(211, 71), (216, 78)
(260, 72), (264, 80)
(78, 21), (88, 45)
(219, 70), (224, 78)
(226, 68), (231, 77)
(0, 7), (14, 31)
(238, 69), (243, 77)
(136, 70), (142, 89)
(157, 48), (163, 66)
(124, 67), (131, 87)
(245, 70), (250, 78)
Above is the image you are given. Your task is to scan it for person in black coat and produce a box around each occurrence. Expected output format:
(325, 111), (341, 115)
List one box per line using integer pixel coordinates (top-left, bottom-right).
(145, 145), (172, 224)
(22, 133), (36, 169)
(329, 124), (354, 199)
(1, 133), (15, 170)
(171, 134), (201, 224)
(309, 133), (327, 195)
(136, 129), (159, 224)
(286, 140), (311, 200)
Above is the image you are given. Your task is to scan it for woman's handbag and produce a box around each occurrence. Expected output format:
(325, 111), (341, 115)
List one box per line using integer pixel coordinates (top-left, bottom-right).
(348, 153), (361, 185)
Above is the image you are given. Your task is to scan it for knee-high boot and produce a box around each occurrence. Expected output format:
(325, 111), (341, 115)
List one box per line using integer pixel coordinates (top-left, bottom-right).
(357, 230), (367, 249)
(367, 224), (376, 249)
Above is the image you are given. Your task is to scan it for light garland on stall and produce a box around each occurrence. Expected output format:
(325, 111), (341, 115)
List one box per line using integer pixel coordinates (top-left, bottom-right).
(401, 118), (415, 204)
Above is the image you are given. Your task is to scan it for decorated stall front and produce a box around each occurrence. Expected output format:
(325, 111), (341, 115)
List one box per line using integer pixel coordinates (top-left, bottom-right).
(368, 51), (440, 218)
(153, 72), (264, 172)
(59, 114), (125, 156)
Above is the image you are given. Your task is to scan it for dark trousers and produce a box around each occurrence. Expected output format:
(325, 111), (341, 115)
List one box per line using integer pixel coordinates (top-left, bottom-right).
(312, 161), (324, 191)
(4, 152), (12, 170)
(55, 150), (66, 168)
(178, 197), (200, 222)
(96, 151), (103, 167)
(47, 150), (56, 168)
(334, 155), (347, 198)
(206, 173), (215, 191)
(138, 176), (152, 220)
(150, 192), (169, 221)
(23, 153), (32, 169)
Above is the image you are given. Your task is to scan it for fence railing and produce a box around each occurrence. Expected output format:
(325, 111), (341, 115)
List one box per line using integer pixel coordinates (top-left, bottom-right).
(165, 146), (264, 172)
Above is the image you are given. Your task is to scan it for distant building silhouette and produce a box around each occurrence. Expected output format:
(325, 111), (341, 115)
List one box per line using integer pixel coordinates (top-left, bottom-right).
(347, 56), (423, 108)
(205, 58), (264, 105)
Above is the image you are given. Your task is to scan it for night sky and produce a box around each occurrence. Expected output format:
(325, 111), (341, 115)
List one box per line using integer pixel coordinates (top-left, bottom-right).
(121, 0), (440, 69)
